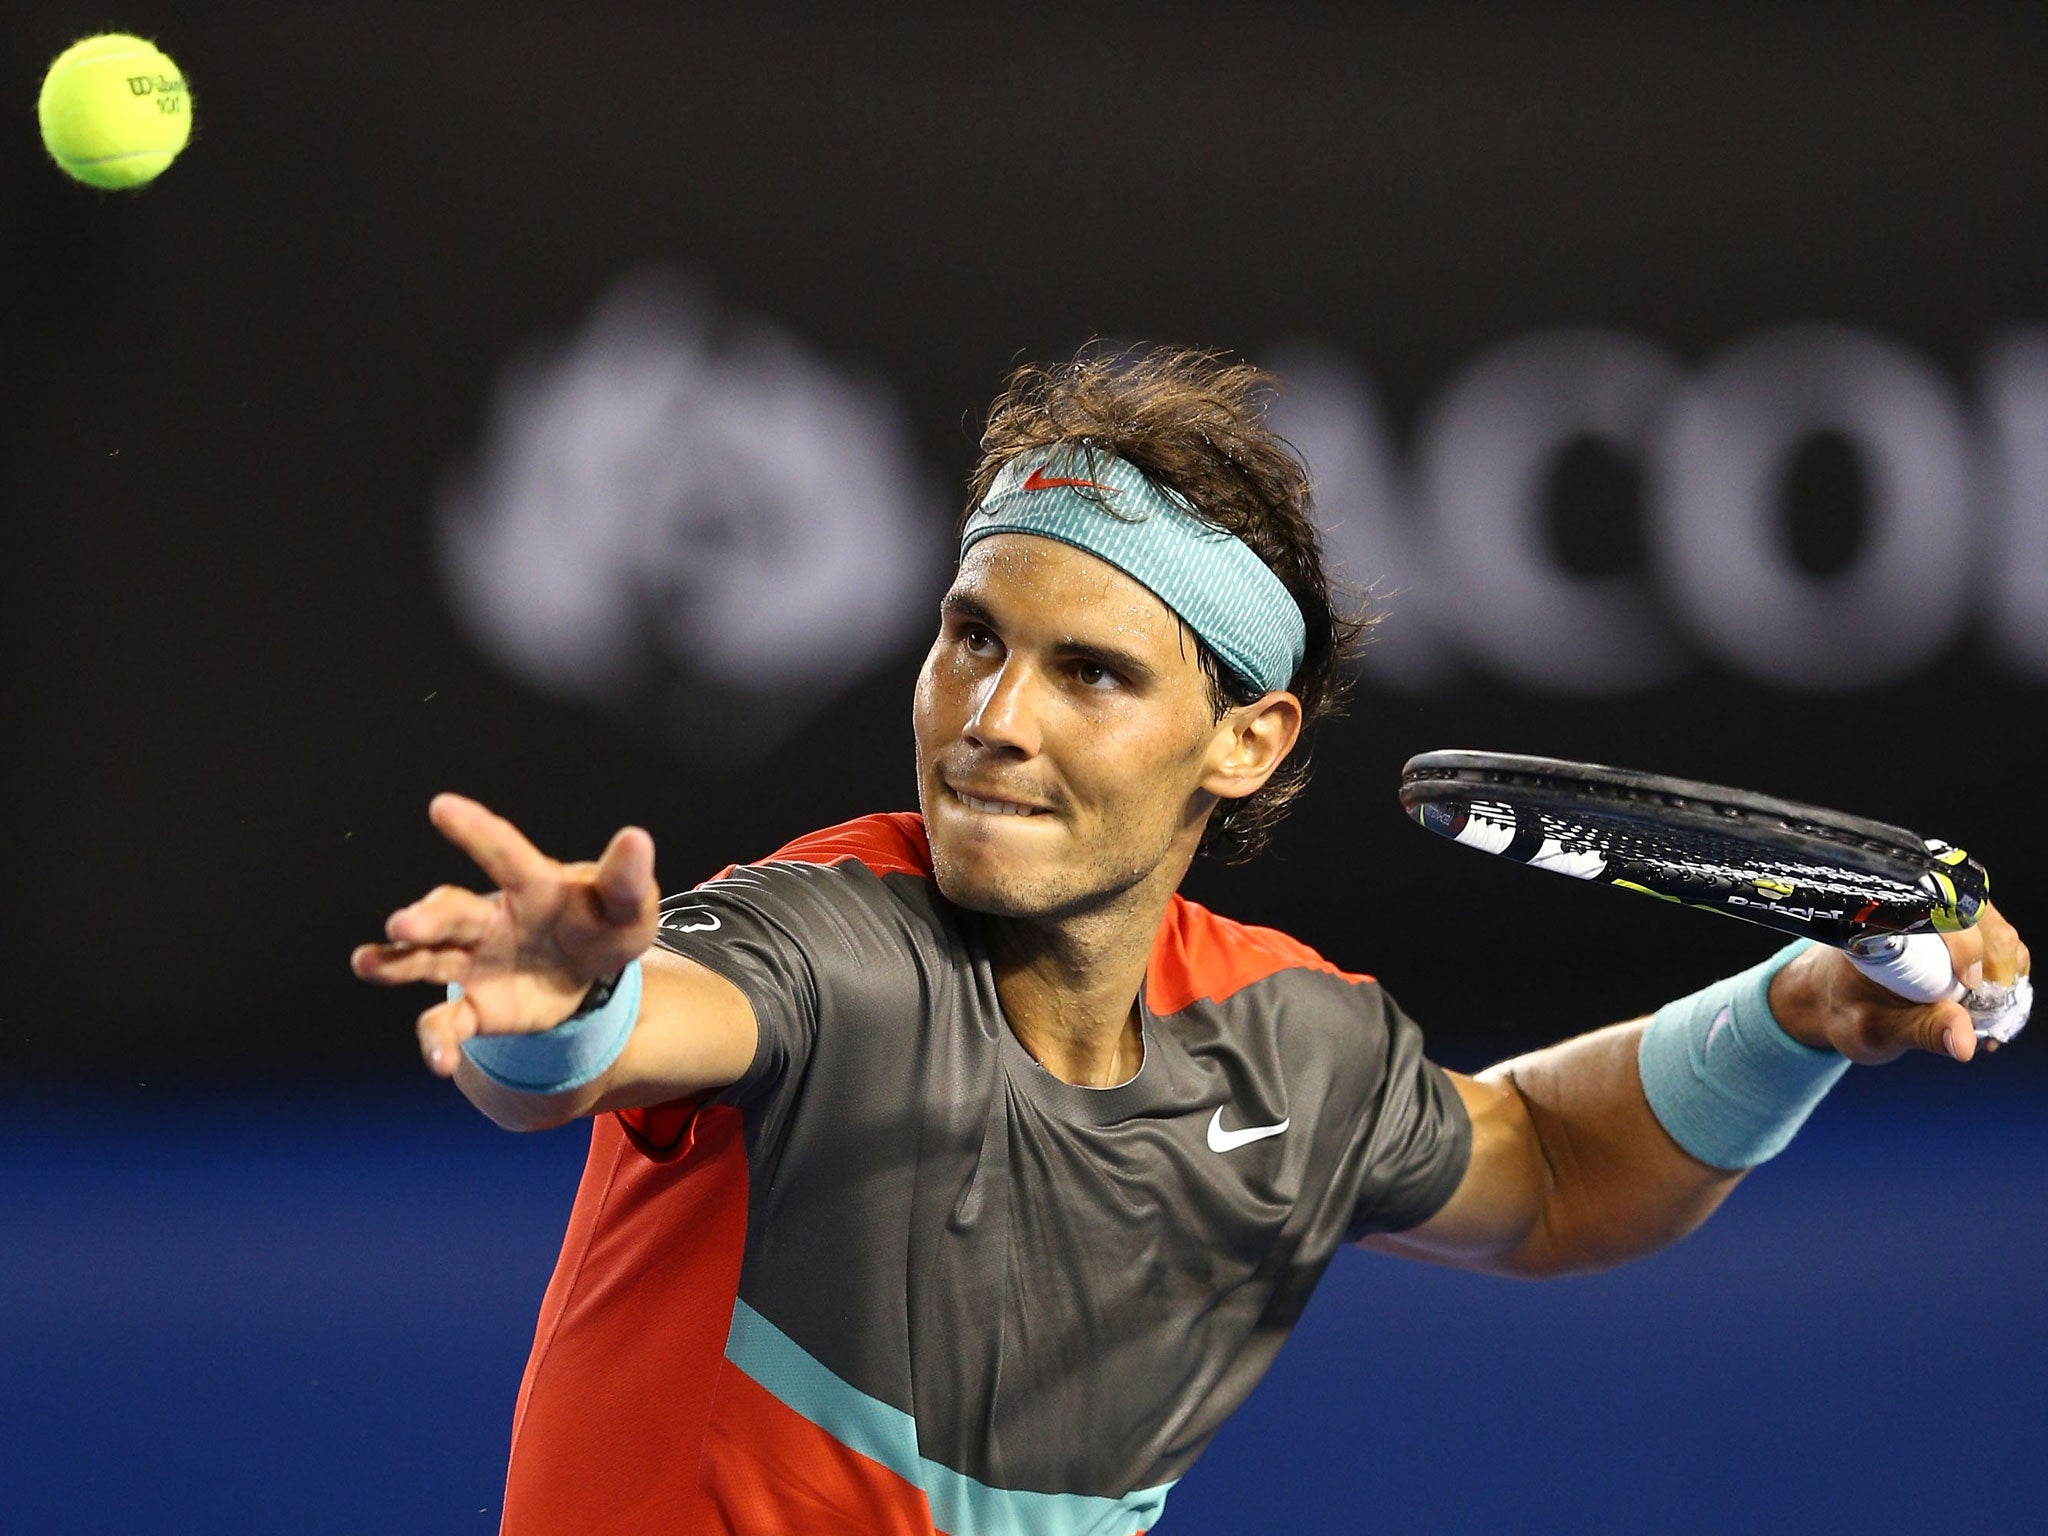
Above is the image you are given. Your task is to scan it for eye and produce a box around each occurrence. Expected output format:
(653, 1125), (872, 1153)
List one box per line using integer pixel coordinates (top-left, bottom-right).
(1072, 659), (1121, 691)
(960, 622), (1000, 656)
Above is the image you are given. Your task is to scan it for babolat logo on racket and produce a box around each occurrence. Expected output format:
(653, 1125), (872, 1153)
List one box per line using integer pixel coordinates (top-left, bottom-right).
(1726, 895), (1849, 922)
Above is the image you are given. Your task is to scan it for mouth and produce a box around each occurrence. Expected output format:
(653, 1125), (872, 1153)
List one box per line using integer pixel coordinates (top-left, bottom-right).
(944, 782), (1050, 818)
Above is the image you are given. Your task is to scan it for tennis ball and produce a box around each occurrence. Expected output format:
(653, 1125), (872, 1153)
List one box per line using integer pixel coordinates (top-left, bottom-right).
(38, 34), (193, 190)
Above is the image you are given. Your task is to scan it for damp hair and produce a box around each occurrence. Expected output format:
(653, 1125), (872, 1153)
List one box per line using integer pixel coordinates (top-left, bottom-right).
(962, 345), (1369, 863)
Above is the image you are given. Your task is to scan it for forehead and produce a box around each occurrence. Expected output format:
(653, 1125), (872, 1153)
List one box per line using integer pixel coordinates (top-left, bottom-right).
(948, 533), (1194, 656)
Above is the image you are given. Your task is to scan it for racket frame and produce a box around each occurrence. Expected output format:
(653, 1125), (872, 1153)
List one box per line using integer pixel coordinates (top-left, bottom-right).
(1397, 749), (1986, 947)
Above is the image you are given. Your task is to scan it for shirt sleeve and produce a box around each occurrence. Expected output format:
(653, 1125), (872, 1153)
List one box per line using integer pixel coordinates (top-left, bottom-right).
(650, 862), (842, 1108)
(1340, 985), (1473, 1240)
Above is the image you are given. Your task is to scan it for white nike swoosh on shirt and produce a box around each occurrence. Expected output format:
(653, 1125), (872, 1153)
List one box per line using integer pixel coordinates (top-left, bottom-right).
(1207, 1107), (1291, 1152)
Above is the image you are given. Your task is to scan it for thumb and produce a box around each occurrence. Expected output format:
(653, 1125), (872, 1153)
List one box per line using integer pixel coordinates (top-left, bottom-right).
(1916, 1000), (1977, 1063)
(592, 825), (656, 925)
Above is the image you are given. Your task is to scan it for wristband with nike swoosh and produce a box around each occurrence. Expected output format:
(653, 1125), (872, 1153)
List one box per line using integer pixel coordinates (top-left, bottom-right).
(1638, 941), (1849, 1171)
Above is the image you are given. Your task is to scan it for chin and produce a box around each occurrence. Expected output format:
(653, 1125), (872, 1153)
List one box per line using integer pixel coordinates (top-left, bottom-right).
(928, 836), (1057, 919)
(931, 835), (1156, 926)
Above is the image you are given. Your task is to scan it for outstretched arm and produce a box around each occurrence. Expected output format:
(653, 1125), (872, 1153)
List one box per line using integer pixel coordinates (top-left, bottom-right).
(1367, 906), (2029, 1278)
(1368, 1023), (1737, 1277)
(351, 794), (758, 1131)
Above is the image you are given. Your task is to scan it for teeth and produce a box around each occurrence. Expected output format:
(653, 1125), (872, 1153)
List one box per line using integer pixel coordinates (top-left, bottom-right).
(957, 792), (1038, 817)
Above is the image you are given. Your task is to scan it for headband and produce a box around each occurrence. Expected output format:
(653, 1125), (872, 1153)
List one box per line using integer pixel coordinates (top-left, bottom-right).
(958, 447), (1307, 693)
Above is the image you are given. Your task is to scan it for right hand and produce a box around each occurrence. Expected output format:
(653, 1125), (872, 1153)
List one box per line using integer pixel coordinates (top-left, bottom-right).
(350, 793), (660, 1076)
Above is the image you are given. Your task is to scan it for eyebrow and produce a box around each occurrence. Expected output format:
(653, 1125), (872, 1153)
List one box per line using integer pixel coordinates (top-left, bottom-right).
(941, 591), (1161, 684)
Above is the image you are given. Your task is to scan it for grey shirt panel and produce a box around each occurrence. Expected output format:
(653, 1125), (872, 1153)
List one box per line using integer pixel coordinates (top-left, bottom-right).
(652, 854), (1471, 1499)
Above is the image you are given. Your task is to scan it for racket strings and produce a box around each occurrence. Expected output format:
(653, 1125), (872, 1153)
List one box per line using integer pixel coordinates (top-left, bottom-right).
(1525, 807), (1929, 906)
(1402, 754), (1979, 949)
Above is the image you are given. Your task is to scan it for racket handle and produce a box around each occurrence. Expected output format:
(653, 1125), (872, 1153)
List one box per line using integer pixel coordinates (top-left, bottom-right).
(1846, 933), (2035, 1043)
(1844, 932), (1963, 1004)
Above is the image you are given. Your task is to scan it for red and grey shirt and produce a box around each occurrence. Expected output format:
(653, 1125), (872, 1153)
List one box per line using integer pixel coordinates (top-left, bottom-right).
(500, 814), (1470, 1535)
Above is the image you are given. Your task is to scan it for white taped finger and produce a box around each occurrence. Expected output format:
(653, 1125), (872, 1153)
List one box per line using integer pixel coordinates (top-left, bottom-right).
(1845, 932), (1963, 1004)
(1965, 975), (2033, 1044)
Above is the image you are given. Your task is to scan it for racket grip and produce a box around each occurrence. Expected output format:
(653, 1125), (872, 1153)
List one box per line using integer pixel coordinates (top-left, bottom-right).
(1844, 932), (1963, 1004)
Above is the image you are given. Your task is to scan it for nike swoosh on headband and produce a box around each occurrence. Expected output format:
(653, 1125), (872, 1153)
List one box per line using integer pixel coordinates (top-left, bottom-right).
(1022, 463), (1109, 492)
(964, 447), (1308, 693)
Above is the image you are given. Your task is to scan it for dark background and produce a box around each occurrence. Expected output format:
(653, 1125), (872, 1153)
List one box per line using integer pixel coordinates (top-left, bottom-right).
(7, 2), (2046, 1079)
(5, 5), (2045, 1532)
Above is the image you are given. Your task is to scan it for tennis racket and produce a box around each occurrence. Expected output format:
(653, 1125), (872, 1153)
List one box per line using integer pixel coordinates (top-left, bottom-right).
(1397, 750), (2028, 1040)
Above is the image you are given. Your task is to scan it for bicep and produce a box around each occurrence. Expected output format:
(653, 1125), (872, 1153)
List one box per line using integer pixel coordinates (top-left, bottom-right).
(1359, 1070), (1549, 1270)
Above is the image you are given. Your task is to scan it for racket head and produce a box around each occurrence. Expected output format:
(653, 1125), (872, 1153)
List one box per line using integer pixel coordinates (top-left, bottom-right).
(1397, 750), (1987, 948)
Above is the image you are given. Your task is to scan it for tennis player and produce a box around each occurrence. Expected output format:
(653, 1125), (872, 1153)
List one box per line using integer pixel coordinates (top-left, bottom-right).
(354, 350), (2029, 1535)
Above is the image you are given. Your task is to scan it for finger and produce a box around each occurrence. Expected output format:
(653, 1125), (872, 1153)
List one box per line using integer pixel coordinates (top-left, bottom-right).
(1938, 924), (1982, 991)
(1920, 1000), (1977, 1063)
(592, 826), (657, 925)
(353, 941), (428, 984)
(351, 942), (473, 988)
(416, 996), (475, 1076)
(384, 884), (497, 948)
(1973, 902), (2023, 988)
(428, 793), (554, 893)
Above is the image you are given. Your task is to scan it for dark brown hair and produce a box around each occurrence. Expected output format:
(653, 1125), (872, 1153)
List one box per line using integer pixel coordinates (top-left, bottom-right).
(962, 346), (1366, 863)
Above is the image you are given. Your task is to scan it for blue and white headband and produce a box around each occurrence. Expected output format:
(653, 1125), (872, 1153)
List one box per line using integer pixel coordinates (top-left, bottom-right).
(959, 446), (1308, 693)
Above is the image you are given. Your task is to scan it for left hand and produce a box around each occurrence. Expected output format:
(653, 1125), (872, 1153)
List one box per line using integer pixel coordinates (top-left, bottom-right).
(349, 794), (661, 1075)
(1769, 902), (2031, 1064)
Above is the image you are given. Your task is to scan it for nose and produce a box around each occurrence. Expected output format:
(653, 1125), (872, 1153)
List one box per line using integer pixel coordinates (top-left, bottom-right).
(963, 657), (1042, 759)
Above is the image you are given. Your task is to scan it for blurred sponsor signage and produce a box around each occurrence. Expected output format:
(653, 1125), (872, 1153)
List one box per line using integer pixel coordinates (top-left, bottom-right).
(441, 280), (2047, 748)
(435, 273), (944, 759)
(1274, 326), (2047, 692)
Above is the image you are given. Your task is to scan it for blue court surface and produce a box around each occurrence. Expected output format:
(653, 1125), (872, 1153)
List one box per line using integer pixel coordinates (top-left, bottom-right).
(4, 1066), (2042, 1534)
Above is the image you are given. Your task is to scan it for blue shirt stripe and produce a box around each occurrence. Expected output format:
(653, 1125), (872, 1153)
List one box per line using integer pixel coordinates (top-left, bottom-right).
(725, 1299), (1175, 1536)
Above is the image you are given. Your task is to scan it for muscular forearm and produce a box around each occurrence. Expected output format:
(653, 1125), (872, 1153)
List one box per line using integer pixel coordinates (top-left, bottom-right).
(453, 946), (759, 1133)
(1368, 1020), (1742, 1279)
(1374, 914), (2032, 1280)
(1480, 1020), (1743, 1277)
(453, 1052), (599, 1133)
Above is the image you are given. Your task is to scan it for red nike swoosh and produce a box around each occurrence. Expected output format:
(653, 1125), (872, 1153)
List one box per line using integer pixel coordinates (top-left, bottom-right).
(1022, 464), (1108, 492)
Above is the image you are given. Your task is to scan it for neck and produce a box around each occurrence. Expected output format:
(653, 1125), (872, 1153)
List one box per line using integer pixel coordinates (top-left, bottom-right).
(984, 853), (1190, 1090)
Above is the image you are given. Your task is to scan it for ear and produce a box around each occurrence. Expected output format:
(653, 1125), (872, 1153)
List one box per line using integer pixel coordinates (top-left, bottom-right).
(1199, 692), (1303, 802)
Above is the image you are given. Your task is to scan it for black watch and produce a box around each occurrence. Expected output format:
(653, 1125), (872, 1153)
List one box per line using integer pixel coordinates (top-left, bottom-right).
(569, 967), (627, 1021)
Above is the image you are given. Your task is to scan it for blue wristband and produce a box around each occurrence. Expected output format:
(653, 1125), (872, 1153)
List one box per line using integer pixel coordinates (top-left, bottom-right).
(454, 959), (643, 1095)
(1638, 940), (1849, 1171)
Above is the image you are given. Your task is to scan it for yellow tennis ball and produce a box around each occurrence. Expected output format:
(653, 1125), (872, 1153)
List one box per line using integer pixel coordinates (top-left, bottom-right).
(38, 34), (193, 190)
